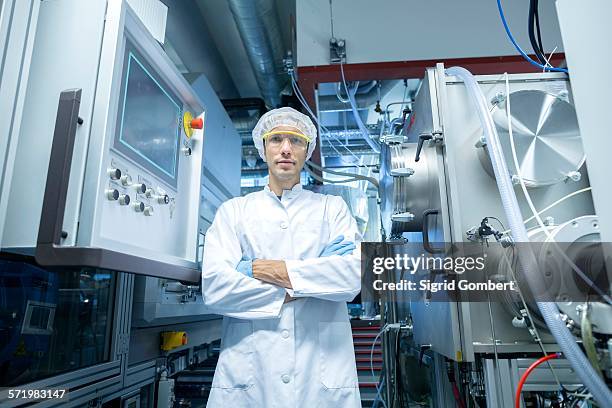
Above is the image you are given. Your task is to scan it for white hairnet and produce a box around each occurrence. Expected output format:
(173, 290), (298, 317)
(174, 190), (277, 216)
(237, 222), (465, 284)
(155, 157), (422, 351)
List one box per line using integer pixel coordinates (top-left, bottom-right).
(252, 107), (317, 162)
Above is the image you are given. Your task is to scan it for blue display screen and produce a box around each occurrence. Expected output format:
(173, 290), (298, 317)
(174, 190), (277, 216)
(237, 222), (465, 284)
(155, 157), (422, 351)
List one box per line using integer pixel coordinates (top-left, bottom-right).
(115, 47), (182, 187)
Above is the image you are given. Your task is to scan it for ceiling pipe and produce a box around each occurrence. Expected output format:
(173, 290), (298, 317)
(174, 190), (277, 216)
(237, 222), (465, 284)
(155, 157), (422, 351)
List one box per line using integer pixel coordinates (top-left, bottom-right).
(228, 0), (286, 108)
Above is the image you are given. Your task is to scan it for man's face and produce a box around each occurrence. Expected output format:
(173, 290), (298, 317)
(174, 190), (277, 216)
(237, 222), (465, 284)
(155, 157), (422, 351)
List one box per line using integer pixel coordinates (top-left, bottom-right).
(264, 125), (308, 182)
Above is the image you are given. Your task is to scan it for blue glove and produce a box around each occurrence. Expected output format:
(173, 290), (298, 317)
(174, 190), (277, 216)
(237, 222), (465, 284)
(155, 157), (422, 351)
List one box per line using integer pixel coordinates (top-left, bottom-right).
(236, 258), (253, 277)
(319, 234), (355, 257)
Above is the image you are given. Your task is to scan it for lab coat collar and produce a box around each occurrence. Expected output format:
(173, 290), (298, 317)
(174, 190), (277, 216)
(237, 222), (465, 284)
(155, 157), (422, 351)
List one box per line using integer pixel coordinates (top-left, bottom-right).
(264, 183), (303, 200)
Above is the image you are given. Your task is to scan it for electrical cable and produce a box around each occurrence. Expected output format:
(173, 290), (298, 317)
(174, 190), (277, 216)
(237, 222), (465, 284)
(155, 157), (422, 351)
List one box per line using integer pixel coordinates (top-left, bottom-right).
(304, 165), (363, 184)
(450, 380), (467, 408)
(496, 0), (568, 73)
(515, 353), (562, 408)
(533, 0), (545, 57)
(306, 160), (379, 187)
(500, 188), (592, 234)
(528, 0), (548, 65)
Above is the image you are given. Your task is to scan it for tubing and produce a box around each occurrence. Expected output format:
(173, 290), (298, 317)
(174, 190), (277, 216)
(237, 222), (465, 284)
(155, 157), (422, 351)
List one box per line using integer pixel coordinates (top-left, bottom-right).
(340, 63), (381, 153)
(306, 160), (379, 188)
(445, 66), (612, 408)
(515, 353), (561, 408)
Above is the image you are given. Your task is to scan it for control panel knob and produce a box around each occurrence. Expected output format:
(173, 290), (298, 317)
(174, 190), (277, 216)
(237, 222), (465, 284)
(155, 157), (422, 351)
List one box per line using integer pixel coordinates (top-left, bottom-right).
(133, 183), (147, 194)
(106, 189), (119, 201)
(157, 194), (170, 205)
(133, 201), (145, 212)
(120, 174), (132, 186)
(143, 205), (154, 216)
(108, 168), (121, 180)
(118, 194), (130, 205)
(145, 188), (155, 198)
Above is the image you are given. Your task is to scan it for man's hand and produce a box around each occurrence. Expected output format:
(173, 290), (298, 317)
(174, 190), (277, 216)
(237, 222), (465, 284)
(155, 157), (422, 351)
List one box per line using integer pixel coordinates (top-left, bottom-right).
(253, 260), (292, 288)
(240, 235), (353, 286)
(319, 234), (355, 257)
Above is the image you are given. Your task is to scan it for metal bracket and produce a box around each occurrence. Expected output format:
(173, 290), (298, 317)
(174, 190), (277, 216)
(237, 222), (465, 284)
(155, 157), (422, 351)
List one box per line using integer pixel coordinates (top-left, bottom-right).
(117, 333), (130, 355)
(391, 211), (415, 222)
(380, 134), (406, 144)
(283, 50), (295, 75)
(432, 131), (444, 144)
(329, 37), (346, 64)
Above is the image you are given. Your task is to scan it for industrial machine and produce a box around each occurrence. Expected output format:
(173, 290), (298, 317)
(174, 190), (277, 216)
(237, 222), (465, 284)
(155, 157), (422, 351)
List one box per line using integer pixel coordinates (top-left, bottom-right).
(375, 64), (612, 407)
(1, 0), (204, 281)
(0, 0), (239, 406)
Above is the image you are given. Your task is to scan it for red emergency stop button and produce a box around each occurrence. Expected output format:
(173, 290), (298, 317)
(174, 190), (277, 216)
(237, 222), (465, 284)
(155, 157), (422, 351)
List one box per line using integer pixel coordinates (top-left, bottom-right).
(183, 111), (203, 138)
(190, 117), (203, 129)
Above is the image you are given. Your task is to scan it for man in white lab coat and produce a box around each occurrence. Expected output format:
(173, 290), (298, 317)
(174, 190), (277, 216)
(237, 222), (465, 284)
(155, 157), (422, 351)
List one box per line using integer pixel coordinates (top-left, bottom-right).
(201, 107), (362, 407)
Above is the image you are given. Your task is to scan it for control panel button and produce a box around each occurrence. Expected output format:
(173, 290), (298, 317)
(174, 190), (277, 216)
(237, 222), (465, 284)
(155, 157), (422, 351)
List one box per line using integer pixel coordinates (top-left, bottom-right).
(145, 188), (155, 198)
(132, 201), (145, 212)
(133, 201), (145, 212)
(182, 111), (203, 138)
(190, 117), (203, 130)
(108, 168), (121, 180)
(157, 194), (170, 205)
(120, 174), (132, 186)
(118, 194), (130, 205)
(133, 183), (147, 194)
(144, 205), (154, 216)
(106, 189), (119, 201)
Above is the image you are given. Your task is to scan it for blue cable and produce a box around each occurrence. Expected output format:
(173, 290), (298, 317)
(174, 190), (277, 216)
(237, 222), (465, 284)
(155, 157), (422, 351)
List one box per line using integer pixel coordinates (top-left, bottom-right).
(496, 0), (568, 73)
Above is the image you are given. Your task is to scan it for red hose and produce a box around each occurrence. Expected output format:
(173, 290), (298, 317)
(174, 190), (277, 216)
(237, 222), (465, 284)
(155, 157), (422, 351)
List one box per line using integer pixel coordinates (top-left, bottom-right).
(515, 353), (561, 408)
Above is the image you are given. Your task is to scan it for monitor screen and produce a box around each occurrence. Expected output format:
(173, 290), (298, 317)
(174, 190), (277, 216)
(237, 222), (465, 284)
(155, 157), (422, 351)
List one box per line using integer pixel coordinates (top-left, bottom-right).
(114, 42), (182, 188)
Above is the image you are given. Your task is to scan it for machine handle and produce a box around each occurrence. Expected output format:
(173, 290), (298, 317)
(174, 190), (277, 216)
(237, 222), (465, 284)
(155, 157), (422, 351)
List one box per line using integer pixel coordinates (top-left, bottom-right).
(35, 89), (200, 282)
(36, 89), (82, 246)
(422, 209), (444, 254)
(414, 133), (433, 162)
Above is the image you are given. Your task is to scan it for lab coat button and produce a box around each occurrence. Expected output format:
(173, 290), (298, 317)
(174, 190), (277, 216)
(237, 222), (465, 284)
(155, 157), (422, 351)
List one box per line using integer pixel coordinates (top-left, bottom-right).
(281, 330), (289, 339)
(281, 374), (290, 383)
(280, 222), (288, 229)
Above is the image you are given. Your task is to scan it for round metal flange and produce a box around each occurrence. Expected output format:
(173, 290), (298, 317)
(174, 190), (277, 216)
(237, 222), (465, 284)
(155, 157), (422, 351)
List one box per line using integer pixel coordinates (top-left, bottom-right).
(477, 90), (584, 187)
(539, 216), (612, 334)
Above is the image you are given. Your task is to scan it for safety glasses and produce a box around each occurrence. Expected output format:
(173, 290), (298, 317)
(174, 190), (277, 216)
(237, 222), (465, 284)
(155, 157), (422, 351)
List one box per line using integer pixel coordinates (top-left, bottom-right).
(263, 131), (310, 149)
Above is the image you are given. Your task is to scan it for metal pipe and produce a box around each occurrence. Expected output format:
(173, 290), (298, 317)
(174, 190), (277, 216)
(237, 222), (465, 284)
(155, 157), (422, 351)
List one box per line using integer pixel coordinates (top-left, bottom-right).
(228, 0), (285, 108)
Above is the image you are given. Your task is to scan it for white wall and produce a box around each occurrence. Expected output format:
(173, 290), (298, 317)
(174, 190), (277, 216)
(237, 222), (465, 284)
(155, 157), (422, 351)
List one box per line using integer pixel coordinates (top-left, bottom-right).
(297, 0), (564, 66)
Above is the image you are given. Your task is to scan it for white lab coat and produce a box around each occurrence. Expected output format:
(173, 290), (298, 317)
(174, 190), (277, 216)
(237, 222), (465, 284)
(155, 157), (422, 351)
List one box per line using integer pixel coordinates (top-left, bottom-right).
(201, 184), (361, 408)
